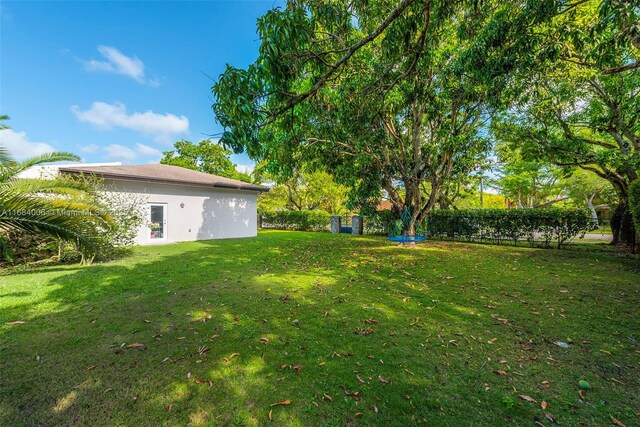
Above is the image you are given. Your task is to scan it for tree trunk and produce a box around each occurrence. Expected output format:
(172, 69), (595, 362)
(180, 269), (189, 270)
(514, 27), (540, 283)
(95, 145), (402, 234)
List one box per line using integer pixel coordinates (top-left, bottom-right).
(585, 195), (598, 227)
(610, 202), (636, 250)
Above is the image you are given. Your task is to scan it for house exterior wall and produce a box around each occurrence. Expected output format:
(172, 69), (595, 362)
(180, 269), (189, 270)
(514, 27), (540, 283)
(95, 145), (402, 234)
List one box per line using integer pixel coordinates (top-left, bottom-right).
(102, 178), (259, 245)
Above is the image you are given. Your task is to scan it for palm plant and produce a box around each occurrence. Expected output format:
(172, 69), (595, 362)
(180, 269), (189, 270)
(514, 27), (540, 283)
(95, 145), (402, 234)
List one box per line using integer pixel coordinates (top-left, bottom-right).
(0, 147), (113, 261)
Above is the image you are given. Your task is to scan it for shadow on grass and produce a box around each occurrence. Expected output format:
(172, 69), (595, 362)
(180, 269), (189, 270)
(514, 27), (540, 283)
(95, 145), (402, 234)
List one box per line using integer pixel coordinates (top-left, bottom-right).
(1, 231), (639, 426)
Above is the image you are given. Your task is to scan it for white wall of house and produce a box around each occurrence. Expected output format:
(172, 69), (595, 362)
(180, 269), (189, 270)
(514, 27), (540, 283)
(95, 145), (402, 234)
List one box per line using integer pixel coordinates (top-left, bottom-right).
(102, 178), (259, 245)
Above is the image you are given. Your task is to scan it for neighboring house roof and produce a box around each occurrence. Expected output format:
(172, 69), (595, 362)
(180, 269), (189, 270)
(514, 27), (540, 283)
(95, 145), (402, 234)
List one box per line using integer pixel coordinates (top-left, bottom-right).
(59, 164), (269, 192)
(376, 200), (393, 211)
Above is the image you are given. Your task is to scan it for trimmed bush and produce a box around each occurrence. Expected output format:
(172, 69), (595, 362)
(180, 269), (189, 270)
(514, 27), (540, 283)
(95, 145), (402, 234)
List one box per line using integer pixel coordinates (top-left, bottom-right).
(427, 208), (595, 248)
(363, 210), (397, 235)
(260, 210), (331, 231)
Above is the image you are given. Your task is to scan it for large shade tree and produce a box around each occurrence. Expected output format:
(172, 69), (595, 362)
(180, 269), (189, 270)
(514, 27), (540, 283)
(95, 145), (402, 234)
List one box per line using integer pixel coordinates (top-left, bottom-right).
(213, 0), (502, 234)
(479, 0), (639, 246)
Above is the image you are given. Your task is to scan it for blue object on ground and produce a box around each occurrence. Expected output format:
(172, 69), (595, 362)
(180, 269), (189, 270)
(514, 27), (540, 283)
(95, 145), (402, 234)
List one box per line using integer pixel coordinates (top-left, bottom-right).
(388, 235), (426, 243)
(388, 208), (426, 243)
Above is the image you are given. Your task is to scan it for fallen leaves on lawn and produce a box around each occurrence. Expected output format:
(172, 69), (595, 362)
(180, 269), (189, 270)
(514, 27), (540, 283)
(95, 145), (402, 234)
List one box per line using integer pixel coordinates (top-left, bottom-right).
(268, 409), (273, 420)
(270, 400), (291, 406)
(487, 338), (497, 344)
(323, 394), (333, 402)
(167, 404), (173, 412)
(373, 404), (379, 413)
(355, 327), (374, 336)
(260, 337), (270, 344)
(85, 365), (97, 371)
(126, 343), (144, 348)
(363, 318), (378, 324)
(5, 321), (26, 326)
(292, 364), (302, 373)
(223, 353), (240, 363)
(540, 380), (550, 388)
(610, 415), (626, 427)
(518, 395), (537, 403)
(541, 401), (548, 410)
(378, 375), (389, 384)
(495, 370), (508, 376)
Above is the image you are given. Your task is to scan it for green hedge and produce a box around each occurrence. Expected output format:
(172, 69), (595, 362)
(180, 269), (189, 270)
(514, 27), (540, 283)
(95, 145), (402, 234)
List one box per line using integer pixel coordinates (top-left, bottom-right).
(427, 208), (595, 248)
(629, 179), (640, 231)
(363, 210), (397, 235)
(260, 210), (331, 231)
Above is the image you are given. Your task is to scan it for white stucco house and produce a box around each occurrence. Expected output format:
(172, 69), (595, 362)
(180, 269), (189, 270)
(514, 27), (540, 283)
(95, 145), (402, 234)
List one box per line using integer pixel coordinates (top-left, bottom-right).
(30, 163), (268, 245)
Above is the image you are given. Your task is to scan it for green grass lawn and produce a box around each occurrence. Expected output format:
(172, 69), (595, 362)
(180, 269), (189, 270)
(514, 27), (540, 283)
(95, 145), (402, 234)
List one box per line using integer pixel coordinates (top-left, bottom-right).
(1, 231), (639, 426)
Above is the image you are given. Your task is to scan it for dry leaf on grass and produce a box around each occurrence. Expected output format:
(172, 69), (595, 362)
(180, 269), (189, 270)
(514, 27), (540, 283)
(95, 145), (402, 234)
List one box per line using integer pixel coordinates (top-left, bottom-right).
(5, 321), (26, 326)
(518, 395), (538, 403)
(378, 375), (389, 384)
(541, 401), (548, 410)
(610, 415), (626, 427)
(270, 400), (291, 406)
(323, 394), (333, 402)
(126, 343), (144, 348)
(495, 370), (508, 376)
(260, 337), (270, 344)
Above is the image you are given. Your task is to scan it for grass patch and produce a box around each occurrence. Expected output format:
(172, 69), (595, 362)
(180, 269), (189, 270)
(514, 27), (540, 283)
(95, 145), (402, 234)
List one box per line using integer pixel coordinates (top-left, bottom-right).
(1, 230), (639, 426)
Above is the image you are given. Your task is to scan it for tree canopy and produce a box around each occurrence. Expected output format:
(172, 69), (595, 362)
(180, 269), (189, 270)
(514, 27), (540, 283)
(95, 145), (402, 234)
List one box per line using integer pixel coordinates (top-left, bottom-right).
(213, 0), (500, 231)
(160, 139), (252, 183)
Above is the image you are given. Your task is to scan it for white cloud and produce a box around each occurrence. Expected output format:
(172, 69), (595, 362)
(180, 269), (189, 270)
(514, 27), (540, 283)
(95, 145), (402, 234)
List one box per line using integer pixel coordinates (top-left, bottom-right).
(81, 142), (163, 163)
(0, 129), (56, 161)
(135, 143), (162, 157)
(80, 143), (101, 153)
(103, 144), (137, 161)
(71, 101), (189, 144)
(83, 45), (147, 83)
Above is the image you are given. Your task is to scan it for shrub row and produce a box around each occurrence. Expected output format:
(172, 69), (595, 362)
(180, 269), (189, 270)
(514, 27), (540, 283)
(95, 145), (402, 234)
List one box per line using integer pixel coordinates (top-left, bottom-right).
(363, 210), (397, 235)
(260, 210), (331, 231)
(426, 208), (596, 248)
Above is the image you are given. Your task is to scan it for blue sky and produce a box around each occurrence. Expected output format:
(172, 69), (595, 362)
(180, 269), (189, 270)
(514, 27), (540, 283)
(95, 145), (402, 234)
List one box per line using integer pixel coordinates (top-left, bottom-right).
(0, 0), (281, 172)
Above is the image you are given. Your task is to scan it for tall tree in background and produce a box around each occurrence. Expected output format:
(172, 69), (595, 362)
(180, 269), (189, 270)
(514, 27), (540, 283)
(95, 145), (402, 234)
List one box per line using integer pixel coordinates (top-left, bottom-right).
(160, 139), (252, 183)
(483, 1), (639, 246)
(565, 169), (615, 226)
(258, 169), (349, 214)
(213, 1), (495, 234)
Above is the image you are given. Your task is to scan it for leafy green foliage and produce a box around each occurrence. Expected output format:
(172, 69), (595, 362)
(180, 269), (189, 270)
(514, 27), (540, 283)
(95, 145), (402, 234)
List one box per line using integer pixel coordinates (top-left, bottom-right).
(213, 1), (492, 227)
(160, 139), (252, 183)
(258, 170), (348, 214)
(260, 210), (331, 231)
(629, 179), (640, 231)
(427, 208), (595, 248)
(0, 144), (113, 260)
(484, 1), (639, 244)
